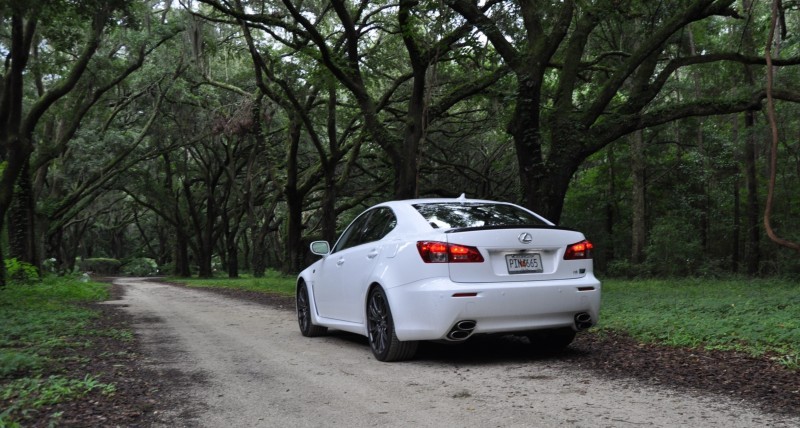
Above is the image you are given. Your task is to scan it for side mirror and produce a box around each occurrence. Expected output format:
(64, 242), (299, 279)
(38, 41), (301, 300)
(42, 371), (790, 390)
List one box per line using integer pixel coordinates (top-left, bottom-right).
(310, 241), (330, 256)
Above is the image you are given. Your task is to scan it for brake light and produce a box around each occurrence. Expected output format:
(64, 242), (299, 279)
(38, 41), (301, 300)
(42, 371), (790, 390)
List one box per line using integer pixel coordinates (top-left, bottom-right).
(564, 240), (594, 260)
(417, 241), (484, 263)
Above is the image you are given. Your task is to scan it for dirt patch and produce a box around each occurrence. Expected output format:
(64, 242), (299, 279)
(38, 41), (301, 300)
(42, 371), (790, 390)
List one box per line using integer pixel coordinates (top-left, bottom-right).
(568, 332), (800, 417)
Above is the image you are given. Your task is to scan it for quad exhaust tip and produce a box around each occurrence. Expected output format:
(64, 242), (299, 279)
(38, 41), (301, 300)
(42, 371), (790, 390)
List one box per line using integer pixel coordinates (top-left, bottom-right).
(574, 312), (593, 331)
(447, 320), (477, 341)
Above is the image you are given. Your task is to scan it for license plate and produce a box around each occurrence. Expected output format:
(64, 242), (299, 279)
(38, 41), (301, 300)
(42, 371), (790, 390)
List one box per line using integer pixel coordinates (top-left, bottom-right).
(506, 253), (543, 274)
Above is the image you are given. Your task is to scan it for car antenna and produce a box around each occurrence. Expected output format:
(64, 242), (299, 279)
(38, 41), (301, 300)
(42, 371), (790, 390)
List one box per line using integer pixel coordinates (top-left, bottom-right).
(457, 193), (466, 202)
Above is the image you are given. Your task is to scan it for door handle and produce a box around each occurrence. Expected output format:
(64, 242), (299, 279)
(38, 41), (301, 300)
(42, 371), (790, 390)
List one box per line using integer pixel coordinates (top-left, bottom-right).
(367, 249), (379, 259)
(336, 258), (345, 266)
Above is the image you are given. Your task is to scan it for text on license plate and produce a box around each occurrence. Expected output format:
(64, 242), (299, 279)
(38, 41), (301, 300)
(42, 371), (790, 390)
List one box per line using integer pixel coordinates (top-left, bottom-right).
(506, 253), (544, 274)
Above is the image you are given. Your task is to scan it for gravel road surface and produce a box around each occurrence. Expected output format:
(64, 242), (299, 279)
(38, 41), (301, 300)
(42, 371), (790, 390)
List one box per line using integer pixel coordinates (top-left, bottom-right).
(114, 278), (799, 427)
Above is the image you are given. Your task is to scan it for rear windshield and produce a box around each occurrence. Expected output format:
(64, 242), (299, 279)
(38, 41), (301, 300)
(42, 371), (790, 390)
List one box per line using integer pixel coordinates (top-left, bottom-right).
(413, 203), (549, 230)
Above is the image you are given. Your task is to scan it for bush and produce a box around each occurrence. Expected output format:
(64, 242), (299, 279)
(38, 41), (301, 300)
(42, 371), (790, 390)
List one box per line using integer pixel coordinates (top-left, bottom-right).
(121, 258), (159, 276)
(605, 259), (652, 278)
(5, 258), (40, 284)
(645, 217), (703, 276)
(77, 258), (121, 275)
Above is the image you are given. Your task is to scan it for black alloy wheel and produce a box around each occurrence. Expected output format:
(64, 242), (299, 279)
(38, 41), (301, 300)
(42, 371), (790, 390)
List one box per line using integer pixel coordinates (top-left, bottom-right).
(297, 283), (327, 337)
(366, 287), (417, 362)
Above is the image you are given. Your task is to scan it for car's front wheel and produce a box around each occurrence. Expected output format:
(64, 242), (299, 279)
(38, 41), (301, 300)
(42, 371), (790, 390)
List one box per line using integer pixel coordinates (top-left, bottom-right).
(297, 282), (327, 337)
(366, 287), (417, 362)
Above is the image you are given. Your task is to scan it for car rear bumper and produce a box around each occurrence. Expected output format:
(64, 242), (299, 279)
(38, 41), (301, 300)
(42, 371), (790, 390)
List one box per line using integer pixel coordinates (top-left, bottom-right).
(385, 275), (601, 341)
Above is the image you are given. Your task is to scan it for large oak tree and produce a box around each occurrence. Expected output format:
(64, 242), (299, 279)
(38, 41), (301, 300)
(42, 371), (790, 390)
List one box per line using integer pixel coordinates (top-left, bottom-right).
(446, 0), (800, 222)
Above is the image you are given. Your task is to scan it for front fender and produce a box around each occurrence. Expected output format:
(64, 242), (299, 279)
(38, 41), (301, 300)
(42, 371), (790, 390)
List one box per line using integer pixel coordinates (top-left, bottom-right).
(297, 266), (323, 325)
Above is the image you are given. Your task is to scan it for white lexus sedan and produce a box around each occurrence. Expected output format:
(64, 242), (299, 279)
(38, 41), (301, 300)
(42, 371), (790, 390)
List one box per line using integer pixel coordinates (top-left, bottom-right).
(296, 196), (601, 361)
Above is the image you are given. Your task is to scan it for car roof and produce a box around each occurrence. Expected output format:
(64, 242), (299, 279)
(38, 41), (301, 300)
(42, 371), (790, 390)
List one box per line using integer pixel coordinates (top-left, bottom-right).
(376, 196), (511, 208)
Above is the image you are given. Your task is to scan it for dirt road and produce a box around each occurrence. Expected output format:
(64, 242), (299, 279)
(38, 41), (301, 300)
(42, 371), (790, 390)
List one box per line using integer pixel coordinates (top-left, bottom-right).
(113, 278), (798, 427)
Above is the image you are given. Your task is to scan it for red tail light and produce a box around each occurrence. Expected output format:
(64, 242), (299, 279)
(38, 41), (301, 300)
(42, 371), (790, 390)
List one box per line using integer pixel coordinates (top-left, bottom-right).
(564, 240), (594, 260)
(417, 241), (484, 263)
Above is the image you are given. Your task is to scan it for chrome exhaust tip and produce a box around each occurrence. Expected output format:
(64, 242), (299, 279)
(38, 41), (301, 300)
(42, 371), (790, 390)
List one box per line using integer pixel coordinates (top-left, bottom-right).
(574, 312), (593, 331)
(446, 320), (477, 341)
(456, 320), (476, 331)
(448, 330), (471, 340)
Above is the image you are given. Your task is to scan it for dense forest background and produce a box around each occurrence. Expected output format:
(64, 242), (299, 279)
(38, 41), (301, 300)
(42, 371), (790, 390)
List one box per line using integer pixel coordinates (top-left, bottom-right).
(1, 0), (799, 284)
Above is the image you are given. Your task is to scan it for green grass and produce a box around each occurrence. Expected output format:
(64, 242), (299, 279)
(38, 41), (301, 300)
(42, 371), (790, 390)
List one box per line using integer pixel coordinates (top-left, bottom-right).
(167, 270), (296, 296)
(1, 375), (115, 423)
(599, 278), (800, 368)
(0, 276), (114, 425)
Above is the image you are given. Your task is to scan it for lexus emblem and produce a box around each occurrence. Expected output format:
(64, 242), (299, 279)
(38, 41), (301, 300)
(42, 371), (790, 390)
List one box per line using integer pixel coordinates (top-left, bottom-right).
(518, 232), (533, 244)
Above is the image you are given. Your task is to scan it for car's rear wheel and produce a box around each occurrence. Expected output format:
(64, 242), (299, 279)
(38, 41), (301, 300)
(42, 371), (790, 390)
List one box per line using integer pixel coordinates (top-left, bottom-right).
(526, 328), (576, 352)
(297, 282), (327, 337)
(367, 287), (418, 362)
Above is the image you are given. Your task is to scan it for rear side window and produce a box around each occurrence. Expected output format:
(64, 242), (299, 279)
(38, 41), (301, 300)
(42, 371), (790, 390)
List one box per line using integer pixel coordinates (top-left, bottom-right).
(361, 208), (397, 243)
(413, 203), (548, 230)
(333, 207), (397, 253)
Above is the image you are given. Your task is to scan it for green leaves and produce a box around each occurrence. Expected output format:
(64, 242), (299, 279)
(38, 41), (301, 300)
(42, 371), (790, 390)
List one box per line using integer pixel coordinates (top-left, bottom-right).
(1, 375), (116, 423)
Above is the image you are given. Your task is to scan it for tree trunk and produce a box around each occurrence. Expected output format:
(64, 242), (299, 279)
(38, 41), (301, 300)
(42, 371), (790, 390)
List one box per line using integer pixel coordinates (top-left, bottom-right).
(8, 160), (40, 272)
(284, 117), (304, 274)
(511, 76), (546, 215)
(631, 130), (647, 265)
(604, 145), (616, 269)
(394, 41), (427, 199)
(740, 0), (760, 276)
(241, 232), (250, 273)
(322, 172), (337, 244)
(732, 175), (741, 273)
(174, 230), (191, 277)
(227, 245), (239, 278)
(323, 81), (339, 244)
(226, 224), (239, 278)
(0, 138), (34, 286)
(196, 249), (213, 278)
(251, 231), (267, 278)
(743, 110), (761, 275)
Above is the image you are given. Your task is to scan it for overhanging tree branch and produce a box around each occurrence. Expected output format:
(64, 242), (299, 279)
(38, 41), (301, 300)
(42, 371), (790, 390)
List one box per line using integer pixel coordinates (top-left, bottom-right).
(591, 88), (800, 151)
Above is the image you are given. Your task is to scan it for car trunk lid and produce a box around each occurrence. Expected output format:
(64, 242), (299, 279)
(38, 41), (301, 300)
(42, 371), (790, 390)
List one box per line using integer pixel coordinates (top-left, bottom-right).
(445, 227), (587, 283)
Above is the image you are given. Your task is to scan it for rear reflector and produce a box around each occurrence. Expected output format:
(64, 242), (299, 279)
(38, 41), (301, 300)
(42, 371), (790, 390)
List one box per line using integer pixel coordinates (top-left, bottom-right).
(564, 240), (594, 260)
(417, 241), (484, 263)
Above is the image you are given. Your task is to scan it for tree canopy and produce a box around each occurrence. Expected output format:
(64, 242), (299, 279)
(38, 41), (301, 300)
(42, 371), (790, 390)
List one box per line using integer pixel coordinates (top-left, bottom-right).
(1, 0), (799, 282)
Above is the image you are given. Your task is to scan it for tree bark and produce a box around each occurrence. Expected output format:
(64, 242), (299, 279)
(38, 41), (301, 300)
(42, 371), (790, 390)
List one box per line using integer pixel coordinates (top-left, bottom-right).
(284, 116), (304, 274)
(8, 160), (39, 271)
(226, 237), (239, 278)
(630, 130), (647, 265)
(732, 175), (741, 273)
(743, 111), (761, 275)
(174, 229), (192, 277)
(604, 145), (616, 268)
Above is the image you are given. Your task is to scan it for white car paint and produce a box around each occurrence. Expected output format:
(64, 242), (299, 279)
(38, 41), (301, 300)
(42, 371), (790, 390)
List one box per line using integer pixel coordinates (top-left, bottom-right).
(296, 197), (601, 359)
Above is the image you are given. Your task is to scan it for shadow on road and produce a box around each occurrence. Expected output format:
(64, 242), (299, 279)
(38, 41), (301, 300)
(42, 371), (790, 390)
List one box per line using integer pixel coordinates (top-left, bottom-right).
(322, 330), (585, 365)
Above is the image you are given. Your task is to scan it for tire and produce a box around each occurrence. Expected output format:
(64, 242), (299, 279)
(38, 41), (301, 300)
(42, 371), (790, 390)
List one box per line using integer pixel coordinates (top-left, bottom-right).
(366, 287), (418, 362)
(297, 282), (327, 337)
(526, 328), (576, 353)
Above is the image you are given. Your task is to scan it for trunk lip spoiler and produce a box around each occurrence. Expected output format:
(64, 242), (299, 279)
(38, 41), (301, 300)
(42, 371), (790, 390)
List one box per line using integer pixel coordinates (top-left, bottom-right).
(444, 224), (577, 234)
